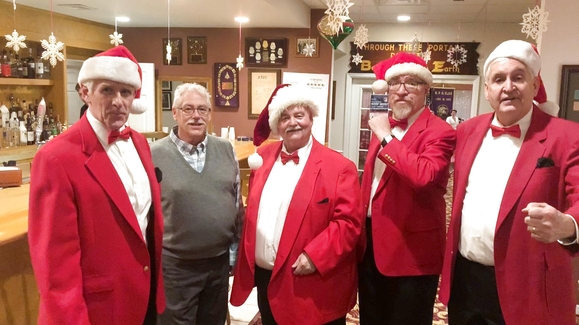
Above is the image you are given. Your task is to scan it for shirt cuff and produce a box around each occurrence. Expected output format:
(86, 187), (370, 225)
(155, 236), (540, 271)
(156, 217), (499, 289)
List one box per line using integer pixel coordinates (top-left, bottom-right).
(558, 214), (579, 245)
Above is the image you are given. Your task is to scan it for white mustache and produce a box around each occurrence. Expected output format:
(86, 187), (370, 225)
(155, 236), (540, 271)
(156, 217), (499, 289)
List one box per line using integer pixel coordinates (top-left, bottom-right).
(285, 127), (302, 133)
(186, 119), (206, 126)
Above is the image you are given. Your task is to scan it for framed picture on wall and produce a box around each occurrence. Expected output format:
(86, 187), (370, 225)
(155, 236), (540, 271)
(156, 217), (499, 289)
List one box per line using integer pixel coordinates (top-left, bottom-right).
(162, 91), (172, 111)
(559, 65), (579, 123)
(295, 37), (319, 58)
(163, 38), (182, 65)
(248, 69), (281, 118)
(245, 38), (288, 67)
(161, 80), (172, 91)
(187, 36), (208, 64)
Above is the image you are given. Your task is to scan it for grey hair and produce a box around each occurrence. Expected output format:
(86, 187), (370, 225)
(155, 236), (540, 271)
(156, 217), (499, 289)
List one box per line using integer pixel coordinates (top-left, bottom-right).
(173, 83), (211, 108)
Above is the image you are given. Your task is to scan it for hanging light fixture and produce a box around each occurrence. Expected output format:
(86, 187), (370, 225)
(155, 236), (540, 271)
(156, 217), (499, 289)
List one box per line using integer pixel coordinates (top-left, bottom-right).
(166, 0), (172, 64)
(235, 16), (248, 70)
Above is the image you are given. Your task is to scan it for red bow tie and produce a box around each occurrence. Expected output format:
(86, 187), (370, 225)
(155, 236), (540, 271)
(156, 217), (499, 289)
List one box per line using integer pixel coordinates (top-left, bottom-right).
(280, 151), (300, 165)
(389, 116), (408, 130)
(108, 127), (132, 144)
(490, 124), (521, 138)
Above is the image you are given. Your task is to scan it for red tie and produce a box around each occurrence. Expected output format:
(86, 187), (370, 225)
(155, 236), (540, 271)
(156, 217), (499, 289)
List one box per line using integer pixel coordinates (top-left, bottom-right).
(389, 116), (408, 130)
(280, 151), (300, 165)
(108, 127), (132, 144)
(490, 124), (521, 138)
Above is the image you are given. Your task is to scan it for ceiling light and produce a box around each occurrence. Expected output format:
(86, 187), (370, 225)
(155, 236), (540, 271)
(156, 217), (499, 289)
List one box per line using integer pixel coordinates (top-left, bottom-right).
(115, 16), (130, 22)
(234, 17), (249, 23)
(397, 15), (411, 22)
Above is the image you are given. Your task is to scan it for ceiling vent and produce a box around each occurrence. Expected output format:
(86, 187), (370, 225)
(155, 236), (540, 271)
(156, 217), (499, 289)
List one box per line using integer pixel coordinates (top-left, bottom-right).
(57, 4), (95, 10)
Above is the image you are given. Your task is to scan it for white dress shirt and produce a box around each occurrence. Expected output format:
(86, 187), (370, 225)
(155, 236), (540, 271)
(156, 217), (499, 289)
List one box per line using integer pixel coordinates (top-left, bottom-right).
(255, 136), (313, 270)
(368, 108), (425, 217)
(87, 110), (152, 244)
(459, 109), (532, 266)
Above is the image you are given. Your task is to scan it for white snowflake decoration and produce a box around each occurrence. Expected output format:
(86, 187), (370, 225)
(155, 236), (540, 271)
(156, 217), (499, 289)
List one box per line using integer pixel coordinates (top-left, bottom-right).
(352, 53), (363, 66)
(236, 54), (244, 70)
(302, 41), (316, 57)
(324, 0), (353, 35)
(166, 43), (172, 63)
(109, 31), (124, 46)
(354, 24), (368, 49)
(5, 29), (27, 52)
(421, 49), (432, 63)
(446, 45), (468, 67)
(520, 5), (549, 41)
(40, 33), (65, 67)
(409, 33), (421, 55)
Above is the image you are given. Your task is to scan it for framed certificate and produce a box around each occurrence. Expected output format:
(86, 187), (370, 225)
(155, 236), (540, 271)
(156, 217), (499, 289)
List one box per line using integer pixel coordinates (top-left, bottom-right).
(248, 69), (281, 118)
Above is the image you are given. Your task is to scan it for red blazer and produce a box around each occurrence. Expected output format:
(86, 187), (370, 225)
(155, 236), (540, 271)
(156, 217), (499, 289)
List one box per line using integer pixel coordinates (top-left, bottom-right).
(439, 107), (579, 325)
(230, 140), (364, 325)
(28, 116), (165, 325)
(360, 108), (456, 276)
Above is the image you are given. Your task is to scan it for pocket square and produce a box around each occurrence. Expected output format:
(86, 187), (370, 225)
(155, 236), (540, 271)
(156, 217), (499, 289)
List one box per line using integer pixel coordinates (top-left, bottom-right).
(536, 157), (555, 168)
(155, 167), (163, 183)
(317, 198), (329, 204)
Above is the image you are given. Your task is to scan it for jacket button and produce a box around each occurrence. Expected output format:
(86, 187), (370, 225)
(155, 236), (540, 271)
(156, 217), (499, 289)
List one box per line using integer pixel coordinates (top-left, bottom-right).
(144, 266), (149, 272)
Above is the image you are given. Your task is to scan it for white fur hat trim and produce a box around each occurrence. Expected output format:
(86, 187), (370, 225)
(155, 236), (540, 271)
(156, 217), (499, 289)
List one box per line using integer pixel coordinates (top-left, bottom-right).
(385, 62), (433, 85)
(484, 40), (541, 78)
(267, 86), (319, 134)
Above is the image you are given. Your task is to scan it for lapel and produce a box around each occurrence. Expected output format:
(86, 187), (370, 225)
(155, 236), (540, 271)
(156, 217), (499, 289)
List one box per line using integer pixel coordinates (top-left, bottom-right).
(272, 140), (323, 277)
(80, 117), (145, 242)
(496, 107), (548, 229)
(373, 108), (430, 197)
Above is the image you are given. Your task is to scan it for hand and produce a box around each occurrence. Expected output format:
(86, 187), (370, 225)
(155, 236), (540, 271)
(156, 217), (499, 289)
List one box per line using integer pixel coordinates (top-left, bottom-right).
(368, 112), (391, 142)
(523, 202), (577, 243)
(291, 252), (316, 275)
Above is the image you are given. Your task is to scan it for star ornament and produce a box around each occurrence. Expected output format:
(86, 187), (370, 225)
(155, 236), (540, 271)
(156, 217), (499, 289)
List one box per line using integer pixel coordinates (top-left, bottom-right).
(520, 5), (550, 40)
(352, 53), (363, 65)
(109, 31), (124, 46)
(302, 42), (316, 57)
(41, 33), (65, 67)
(236, 55), (244, 70)
(5, 29), (27, 52)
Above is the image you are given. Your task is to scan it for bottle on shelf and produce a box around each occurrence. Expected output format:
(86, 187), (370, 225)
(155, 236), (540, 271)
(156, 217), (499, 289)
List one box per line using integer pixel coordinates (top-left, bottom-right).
(26, 114), (35, 145)
(1, 50), (11, 78)
(10, 112), (20, 146)
(26, 48), (36, 79)
(55, 114), (62, 135)
(42, 53), (51, 79)
(1, 102), (9, 148)
(19, 120), (27, 145)
(16, 53), (25, 78)
(36, 48), (44, 79)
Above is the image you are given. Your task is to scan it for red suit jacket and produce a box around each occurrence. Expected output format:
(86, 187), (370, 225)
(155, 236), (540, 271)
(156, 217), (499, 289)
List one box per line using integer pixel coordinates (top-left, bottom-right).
(360, 108), (456, 276)
(230, 140), (364, 325)
(439, 107), (579, 325)
(28, 115), (165, 325)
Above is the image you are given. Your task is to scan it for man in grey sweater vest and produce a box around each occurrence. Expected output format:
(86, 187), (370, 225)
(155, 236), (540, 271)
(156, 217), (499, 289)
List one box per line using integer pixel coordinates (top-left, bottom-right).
(151, 83), (244, 325)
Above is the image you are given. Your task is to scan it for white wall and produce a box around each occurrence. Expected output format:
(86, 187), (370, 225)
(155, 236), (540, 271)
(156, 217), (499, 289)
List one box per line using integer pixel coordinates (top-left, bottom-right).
(540, 0), (579, 107)
(329, 21), (525, 151)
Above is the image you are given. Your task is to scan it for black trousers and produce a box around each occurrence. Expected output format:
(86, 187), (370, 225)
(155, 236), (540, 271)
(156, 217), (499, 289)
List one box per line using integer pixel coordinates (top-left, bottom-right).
(447, 253), (506, 325)
(358, 218), (439, 325)
(143, 218), (158, 325)
(254, 266), (347, 325)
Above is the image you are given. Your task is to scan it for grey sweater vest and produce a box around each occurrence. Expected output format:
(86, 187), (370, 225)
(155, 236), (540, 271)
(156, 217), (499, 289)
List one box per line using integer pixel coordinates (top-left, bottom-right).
(151, 135), (238, 260)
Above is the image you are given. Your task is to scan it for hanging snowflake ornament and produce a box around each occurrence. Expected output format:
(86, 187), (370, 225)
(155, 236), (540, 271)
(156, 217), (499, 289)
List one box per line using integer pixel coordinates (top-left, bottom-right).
(520, 5), (550, 41)
(324, 0), (354, 35)
(166, 43), (172, 63)
(236, 54), (244, 70)
(40, 32), (65, 67)
(409, 33), (421, 55)
(421, 49), (432, 63)
(446, 44), (468, 67)
(352, 53), (363, 66)
(354, 24), (368, 49)
(5, 29), (27, 52)
(302, 41), (316, 57)
(109, 31), (124, 46)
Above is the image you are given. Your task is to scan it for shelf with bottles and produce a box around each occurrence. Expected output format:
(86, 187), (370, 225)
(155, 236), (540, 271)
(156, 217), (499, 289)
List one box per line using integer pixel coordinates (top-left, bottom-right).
(0, 78), (54, 86)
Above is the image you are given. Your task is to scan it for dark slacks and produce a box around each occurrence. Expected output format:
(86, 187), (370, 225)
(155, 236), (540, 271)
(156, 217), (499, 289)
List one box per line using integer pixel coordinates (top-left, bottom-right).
(447, 253), (506, 325)
(159, 253), (229, 325)
(143, 217), (158, 325)
(358, 218), (439, 325)
(254, 266), (347, 325)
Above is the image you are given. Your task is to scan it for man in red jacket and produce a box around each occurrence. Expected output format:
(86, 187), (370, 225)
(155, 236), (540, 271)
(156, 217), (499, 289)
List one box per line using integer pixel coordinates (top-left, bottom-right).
(440, 39), (579, 325)
(231, 84), (364, 325)
(28, 46), (165, 325)
(359, 52), (456, 324)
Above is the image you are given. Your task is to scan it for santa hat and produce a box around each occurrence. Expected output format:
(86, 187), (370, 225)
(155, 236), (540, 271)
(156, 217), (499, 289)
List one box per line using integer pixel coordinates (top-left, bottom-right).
(484, 40), (559, 116)
(78, 45), (147, 114)
(248, 83), (319, 169)
(371, 52), (433, 94)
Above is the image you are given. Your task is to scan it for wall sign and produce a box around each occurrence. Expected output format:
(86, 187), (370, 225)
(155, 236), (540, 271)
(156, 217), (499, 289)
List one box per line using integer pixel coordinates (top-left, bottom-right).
(349, 42), (480, 76)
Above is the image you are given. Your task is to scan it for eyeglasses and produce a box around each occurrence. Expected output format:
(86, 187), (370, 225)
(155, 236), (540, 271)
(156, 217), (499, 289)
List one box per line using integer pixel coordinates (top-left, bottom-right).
(176, 106), (211, 116)
(387, 81), (426, 92)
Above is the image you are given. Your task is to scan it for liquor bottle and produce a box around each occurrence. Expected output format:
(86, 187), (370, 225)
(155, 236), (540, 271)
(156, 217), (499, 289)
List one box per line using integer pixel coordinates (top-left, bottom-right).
(55, 114), (62, 135)
(43, 54), (51, 79)
(10, 112), (20, 146)
(15, 98), (23, 121)
(1, 50), (11, 77)
(26, 48), (35, 79)
(0, 103), (9, 147)
(26, 115), (34, 145)
(19, 120), (27, 145)
(49, 117), (57, 136)
(36, 48), (44, 79)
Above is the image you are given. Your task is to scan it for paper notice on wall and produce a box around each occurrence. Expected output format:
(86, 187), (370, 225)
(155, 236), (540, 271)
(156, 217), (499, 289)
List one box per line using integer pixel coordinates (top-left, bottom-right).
(281, 72), (330, 143)
(574, 90), (579, 111)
